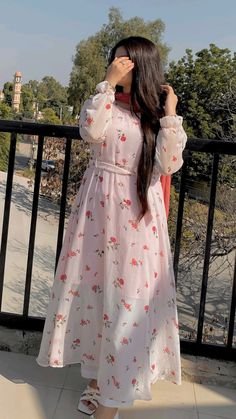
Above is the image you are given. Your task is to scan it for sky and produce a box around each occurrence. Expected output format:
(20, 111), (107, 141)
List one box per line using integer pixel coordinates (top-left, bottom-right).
(0, 0), (235, 88)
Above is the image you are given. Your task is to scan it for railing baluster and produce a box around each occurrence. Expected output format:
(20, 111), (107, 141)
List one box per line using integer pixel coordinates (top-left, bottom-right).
(55, 137), (72, 272)
(173, 150), (190, 286)
(0, 132), (17, 310)
(197, 152), (220, 344)
(23, 135), (44, 317)
(227, 253), (236, 348)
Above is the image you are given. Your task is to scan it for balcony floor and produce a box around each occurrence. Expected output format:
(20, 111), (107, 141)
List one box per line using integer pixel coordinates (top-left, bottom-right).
(0, 350), (235, 419)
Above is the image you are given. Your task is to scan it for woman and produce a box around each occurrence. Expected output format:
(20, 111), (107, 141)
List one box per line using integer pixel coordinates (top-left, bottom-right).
(36, 36), (187, 419)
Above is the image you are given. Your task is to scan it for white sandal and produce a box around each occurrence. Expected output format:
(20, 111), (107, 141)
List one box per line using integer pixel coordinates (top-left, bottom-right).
(77, 384), (100, 415)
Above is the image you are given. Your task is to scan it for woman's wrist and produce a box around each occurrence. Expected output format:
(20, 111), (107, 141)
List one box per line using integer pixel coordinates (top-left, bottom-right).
(104, 77), (117, 90)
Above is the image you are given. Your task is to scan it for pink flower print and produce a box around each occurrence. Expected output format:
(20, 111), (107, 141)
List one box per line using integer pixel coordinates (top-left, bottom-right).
(116, 129), (127, 142)
(162, 145), (167, 152)
(87, 304), (93, 309)
(83, 353), (95, 361)
(106, 354), (115, 365)
(118, 277), (124, 286)
(86, 117), (93, 125)
(152, 225), (158, 238)
(128, 219), (139, 230)
(113, 277), (125, 289)
(80, 319), (90, 326)
(71, 338), (81, 349)
(99, 176), (103, 182)
(144, 305), (149, 313)
(143, 244), (149, 250)
(68, 289), (80, 297)
(159, 250), (164, 257)
(53, 359), (61, 366)
(133, 322), (139, 327)
(85, 264), (90, 271)
(111, 376), (120, 389)
(107, 236), (120, 251)
(91, 284), (102, 293)
(145, 281), (149, 288)
(131, 378), (140, 389)
(100, 200), (105, 207)
(151, 363), (156, 370)
(67, 250), (76, 257)
(120, 198), (131, 210)
(172, 155), (177, 162)
(54, 313), (67, 327)
(105, 103), (111, 109)
(59, 274), (67, 282)
(152, 328), (157, 335)
(124, 199), (131, 206)
(103, 313), (112, 328)
(133, 356), (137, 362)
(131, 258), (138, 266)
(121, 299), (132, 311)
(97, 333), (102, 338)
(154, 271), (158, 279)
(171, 370), (176, 376)
(163, 346), (171, 354)
(120, 337), (129, 345)
(85, 210), (94, 221)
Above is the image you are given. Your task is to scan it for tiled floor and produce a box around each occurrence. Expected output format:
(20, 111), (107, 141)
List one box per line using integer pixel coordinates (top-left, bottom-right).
(0, 351), (235, 419)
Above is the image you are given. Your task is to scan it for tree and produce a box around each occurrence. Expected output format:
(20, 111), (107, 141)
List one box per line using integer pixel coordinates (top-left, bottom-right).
(0, 102), (12, 171)
(3, 82), (13, 107)
(166, 44), (236, 187)
(68, 7), (170, 115)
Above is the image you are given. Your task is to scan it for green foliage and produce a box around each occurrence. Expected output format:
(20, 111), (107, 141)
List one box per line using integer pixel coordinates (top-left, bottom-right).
(166, 44), (236, 140)
(3, 82), (13, 106)
(41, 108), (61, 124)
(21, 76), (69, 122)
(68, 7), (170, 114)
(166, 44), (236, 185)
(0, 102), (13, 171)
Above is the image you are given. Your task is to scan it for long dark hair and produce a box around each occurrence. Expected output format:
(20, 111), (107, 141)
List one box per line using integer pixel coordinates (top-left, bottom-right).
(108, 36), (166, 223)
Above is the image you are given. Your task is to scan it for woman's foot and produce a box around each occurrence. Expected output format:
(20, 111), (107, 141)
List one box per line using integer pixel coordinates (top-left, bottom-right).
(80, 379), (99, 412)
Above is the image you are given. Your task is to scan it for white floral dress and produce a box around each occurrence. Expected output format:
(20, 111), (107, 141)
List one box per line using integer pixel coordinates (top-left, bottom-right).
(36, 81), (188, 408)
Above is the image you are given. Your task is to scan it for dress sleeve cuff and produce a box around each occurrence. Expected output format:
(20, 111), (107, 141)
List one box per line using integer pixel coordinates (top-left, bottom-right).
(95, 81), (116, 96)
(160, 115), (183, 128)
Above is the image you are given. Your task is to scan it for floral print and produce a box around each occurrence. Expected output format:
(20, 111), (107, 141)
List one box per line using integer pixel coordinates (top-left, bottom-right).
(36, 80), (188, 407)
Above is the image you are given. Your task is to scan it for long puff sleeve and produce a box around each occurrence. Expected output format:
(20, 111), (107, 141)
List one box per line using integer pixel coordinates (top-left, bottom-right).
(154, 115), (188, 175)
(79, 81), (115, 143)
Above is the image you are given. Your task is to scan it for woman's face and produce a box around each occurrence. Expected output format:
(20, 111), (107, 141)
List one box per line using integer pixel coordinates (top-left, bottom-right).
(114, 46), (133, 90)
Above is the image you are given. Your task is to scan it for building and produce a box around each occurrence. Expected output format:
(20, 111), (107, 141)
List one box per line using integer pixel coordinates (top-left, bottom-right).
(0, 90), (5, 102)
(12, 71), (22, 112)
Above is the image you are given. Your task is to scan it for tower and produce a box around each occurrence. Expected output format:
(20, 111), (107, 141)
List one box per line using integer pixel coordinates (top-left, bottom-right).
(12, 71), (22, 112)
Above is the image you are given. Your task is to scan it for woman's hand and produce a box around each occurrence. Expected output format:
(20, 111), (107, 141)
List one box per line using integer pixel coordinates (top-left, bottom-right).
(105, 56), (134, 88)
(160, 84), (178, 116)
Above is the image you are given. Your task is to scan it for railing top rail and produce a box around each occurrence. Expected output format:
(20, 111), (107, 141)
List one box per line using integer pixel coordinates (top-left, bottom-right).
(0, 119), (235, 155)
(0, 119), (80, 139)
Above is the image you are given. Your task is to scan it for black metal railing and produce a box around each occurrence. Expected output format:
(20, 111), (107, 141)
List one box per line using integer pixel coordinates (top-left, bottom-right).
(0, 119), (235, 361)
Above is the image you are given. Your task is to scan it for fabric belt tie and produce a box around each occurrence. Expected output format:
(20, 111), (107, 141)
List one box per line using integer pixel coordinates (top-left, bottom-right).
(89, 159), (136, 176)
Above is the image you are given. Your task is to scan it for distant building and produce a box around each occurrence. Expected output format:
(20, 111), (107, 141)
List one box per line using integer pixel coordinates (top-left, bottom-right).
(12, 71), (22, 112)
(0, 90), (4, 102)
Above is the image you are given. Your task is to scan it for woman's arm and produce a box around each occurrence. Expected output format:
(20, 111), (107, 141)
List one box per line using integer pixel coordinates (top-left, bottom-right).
(79, 81), (115, 143)
(154, 115), (188, 175)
